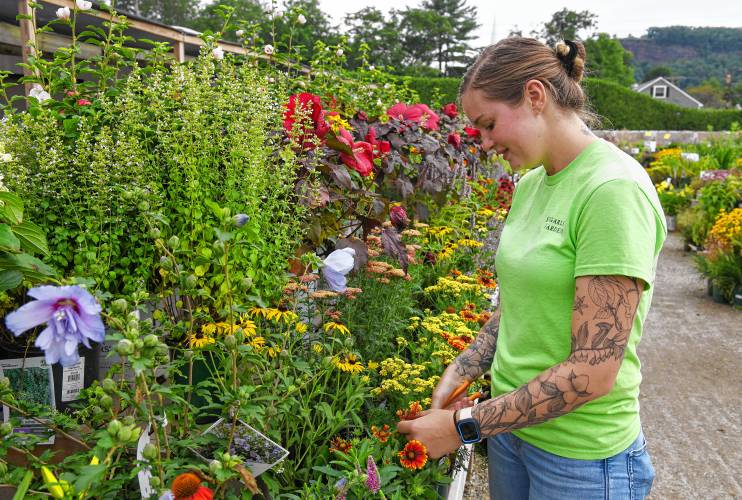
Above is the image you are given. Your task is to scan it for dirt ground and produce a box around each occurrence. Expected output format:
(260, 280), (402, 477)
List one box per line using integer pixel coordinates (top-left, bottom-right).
(463, 232), (742, 499)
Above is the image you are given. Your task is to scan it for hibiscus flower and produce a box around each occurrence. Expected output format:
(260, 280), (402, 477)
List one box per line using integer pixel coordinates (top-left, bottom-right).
(283, 93), (330, 149)
(337, 128), (374, 176)
(365, 127), (391, 159)
(442, 102), (458, 118)
(386, 103), (439, 130)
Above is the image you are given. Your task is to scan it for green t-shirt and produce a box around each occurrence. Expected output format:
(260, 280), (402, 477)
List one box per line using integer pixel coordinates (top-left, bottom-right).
(492, 139), (667, 459)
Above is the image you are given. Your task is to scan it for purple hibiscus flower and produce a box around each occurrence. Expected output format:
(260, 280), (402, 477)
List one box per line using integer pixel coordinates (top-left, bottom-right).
(5, 285), (105, 367)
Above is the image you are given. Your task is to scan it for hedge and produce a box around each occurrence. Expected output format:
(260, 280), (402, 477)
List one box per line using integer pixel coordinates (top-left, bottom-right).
(401, 76), (742, 131)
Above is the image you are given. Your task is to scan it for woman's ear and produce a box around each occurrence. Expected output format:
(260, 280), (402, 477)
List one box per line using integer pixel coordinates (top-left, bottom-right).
(524, 79), (547, 115)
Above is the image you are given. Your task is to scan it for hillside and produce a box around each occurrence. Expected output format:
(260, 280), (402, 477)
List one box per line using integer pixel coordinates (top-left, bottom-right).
(620, 26), (742, 88)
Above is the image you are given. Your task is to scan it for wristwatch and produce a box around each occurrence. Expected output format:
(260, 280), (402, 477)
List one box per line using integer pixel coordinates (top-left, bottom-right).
(454, 406), (482, 444)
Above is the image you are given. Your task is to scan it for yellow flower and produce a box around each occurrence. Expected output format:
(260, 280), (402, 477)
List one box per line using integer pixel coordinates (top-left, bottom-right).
(266, 345), (281, 358)
(248, 306), (268, 318)
(326, 113), (352, 134)
(367, 360), (379, 370)
(295, 322), (308, 334)
(239, 318), (257, 337)
(312, 343), (323, 354)
(457, 238), (483, 248)
(201, 323), (217, 336)
(189, 335), (215, 349)
(333, 353), (364, 374)
(264, 308), (298, 324)
(324, 321), (350, 335)
(248, 336), (266, 349)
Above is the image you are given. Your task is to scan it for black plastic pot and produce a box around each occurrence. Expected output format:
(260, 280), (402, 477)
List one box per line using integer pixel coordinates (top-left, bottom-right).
(711, 283), (729, 305)
(0, 339), (99, 412)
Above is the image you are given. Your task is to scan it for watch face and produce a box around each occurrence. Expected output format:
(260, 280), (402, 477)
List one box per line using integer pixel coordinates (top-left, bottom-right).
(458, 419), (480, 443)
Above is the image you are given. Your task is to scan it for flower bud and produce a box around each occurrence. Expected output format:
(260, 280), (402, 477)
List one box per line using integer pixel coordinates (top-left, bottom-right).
(167, 235), (180, 249)
(99, 394), (113, 409)
(183, 349), (194, 360)
(102, 378), (117, 393)
(111, 298), (128, 313)
(224, 334), (237, 348)
(0, 422), (12, 436)
(122, 416), (135, 426)
(149, 228), (161, 239)
(142, 443), (158, 461)
(185, 274), (198, 289)
(0, 377), (10, 391)
(241, 277), (253, 290)
(117, 426), (132, 442)
(143, 334), (159, 348)
(137, 201), (150, 211)
(209, 460), (223, 474)
(107, 419), (122, 436)
(116, 339), (134, 356)
(149, 476), (161, 488)
(233, 213), (249, 227)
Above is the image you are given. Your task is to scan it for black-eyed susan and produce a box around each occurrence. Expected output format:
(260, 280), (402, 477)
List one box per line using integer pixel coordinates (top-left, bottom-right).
(332, 353), (364, 374)
(248, 336), (266, 350)
(399, 440), (428, 470)
(324, 321), (350, 335)
(239, 318), (257, 337)
(189, 333), (215, 349)
(295, 322), (308, 334)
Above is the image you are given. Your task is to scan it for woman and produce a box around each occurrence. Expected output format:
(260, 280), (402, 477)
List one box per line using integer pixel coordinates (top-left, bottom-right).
(397, 38), (665, 499)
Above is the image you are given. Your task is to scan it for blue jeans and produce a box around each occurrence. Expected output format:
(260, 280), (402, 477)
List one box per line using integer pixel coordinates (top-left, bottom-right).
(487, 430), (655, 500)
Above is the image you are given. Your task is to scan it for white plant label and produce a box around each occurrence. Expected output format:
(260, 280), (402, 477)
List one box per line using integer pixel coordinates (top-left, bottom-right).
(61, 358), (85, 402)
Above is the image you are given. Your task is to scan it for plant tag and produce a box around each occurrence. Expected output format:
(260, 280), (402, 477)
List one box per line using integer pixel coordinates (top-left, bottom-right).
(193, 418), (289, 477)
(136, 423), (155, 498)
(61, 358), (84, 402)
(0, 356), (55, 445)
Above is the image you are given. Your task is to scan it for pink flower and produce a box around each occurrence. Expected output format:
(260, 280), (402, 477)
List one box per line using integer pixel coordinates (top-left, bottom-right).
(385, 103), (439, 130)
(366, 456), (380, 493)
(442, 102), (458, 118)
(464, 127), (480, 139)
(76, 99), (92, 106)
(283, 93), (330, 149)
(365, 127), (391, 159)
(338, 128), (374, 177)
(390, 205), (409, 231)
(447, 132), (461, 148)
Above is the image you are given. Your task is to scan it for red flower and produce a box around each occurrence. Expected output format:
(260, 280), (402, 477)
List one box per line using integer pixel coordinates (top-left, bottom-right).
(172, 473), (213, 500)
(365, 127), (391, 159)
(386, 103), (439, 130)
(390, 205), (409, 231)
(66, 90), (78, 97)
(442, 102), (458, 118)
(357, 110), (369, 121)
(338, 128), (374, 176)
(76, 99), (92, 106)
(371, 424), (392, 443)
(283, 93), (330, 149)
(447, 132), (462, 149)
(464, 127), (480, 139)
(330, 436), (353, 454)
(399, 440), (428, 470)
(396, 401), (423, 420)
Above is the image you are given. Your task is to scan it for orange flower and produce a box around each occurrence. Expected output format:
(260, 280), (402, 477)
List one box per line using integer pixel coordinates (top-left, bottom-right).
(399, 440), (428, 470)
(447, 334), (473, 351)
(172, 473), (213, 500)
(459, 309), (479, 322)
(478, 312), (491, 326)
(371, 424), (392, 443)
(329, 436), (352, 454)
(396, 401), (423, 420)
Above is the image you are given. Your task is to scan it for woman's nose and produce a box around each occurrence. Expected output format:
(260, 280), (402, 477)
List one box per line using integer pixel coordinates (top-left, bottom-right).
(481, 136), (494, 152)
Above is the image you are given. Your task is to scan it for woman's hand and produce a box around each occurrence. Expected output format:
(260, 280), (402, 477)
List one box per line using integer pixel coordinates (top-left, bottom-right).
(431, 364), (474, 410)
(396, 409), (462, 459)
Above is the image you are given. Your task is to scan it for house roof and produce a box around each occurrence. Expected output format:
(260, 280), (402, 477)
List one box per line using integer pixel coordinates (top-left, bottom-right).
(635, 76), (704, 108)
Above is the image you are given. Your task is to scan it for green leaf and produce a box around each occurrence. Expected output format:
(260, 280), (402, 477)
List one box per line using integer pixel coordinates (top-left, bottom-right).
(0, 269), (23, 292)
(215, 228), (233, 243)
(0, 224), (21, 252)
(12, 470), (33, 500)
(72, 463), (107, 494)
(0, 192), (23, 225)
(13, 221), (49, 256)
(0, 253), (56, 281)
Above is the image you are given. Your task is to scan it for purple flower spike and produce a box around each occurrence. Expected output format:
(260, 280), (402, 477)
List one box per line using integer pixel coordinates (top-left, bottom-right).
(5, 285), (105, 367)
(366, 456), (380, 494)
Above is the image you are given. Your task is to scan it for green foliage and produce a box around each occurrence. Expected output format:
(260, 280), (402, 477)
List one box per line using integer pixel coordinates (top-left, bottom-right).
(583, 33), (635, 87)
(535, 8), (598, 46)
(583, 78), (742, 130)
(404, 77), (460, 107)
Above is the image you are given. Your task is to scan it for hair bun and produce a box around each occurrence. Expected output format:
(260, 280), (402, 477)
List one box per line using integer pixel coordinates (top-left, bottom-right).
(554, 40), (585, 82)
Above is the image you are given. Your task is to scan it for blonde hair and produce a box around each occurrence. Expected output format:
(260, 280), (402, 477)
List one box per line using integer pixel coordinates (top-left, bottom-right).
(460, 37), (597, 125)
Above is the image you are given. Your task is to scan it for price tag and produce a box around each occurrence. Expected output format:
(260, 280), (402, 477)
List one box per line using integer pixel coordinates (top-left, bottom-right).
(61, 358), (85, 402)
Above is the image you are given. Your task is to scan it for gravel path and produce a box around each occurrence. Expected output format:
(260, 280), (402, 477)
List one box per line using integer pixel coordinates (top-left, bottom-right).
(463, 232), (742, 499)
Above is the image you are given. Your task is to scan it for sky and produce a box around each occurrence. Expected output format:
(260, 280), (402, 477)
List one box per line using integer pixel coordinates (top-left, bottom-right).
(318, 0), (741, 46)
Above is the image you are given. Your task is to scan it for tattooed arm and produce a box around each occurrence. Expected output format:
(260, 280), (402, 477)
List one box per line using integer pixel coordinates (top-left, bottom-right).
(430, 310), (500, 409)
(472, 275), (643, 437)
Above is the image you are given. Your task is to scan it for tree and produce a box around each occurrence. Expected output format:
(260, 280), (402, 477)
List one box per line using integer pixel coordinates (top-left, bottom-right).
(583, 33), (635, 86)
(116, 0), (200, 26)
(192, 0), (268, 36)
(343, 7), (405, 70)
(687, 78), (727, 108)
(420, 0), (479, 76)
(642, 65), (673, 82)
(536, 8), (598, 46)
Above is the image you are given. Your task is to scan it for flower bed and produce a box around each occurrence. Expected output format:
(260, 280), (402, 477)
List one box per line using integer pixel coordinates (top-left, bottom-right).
(0, 4), (515, 497)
